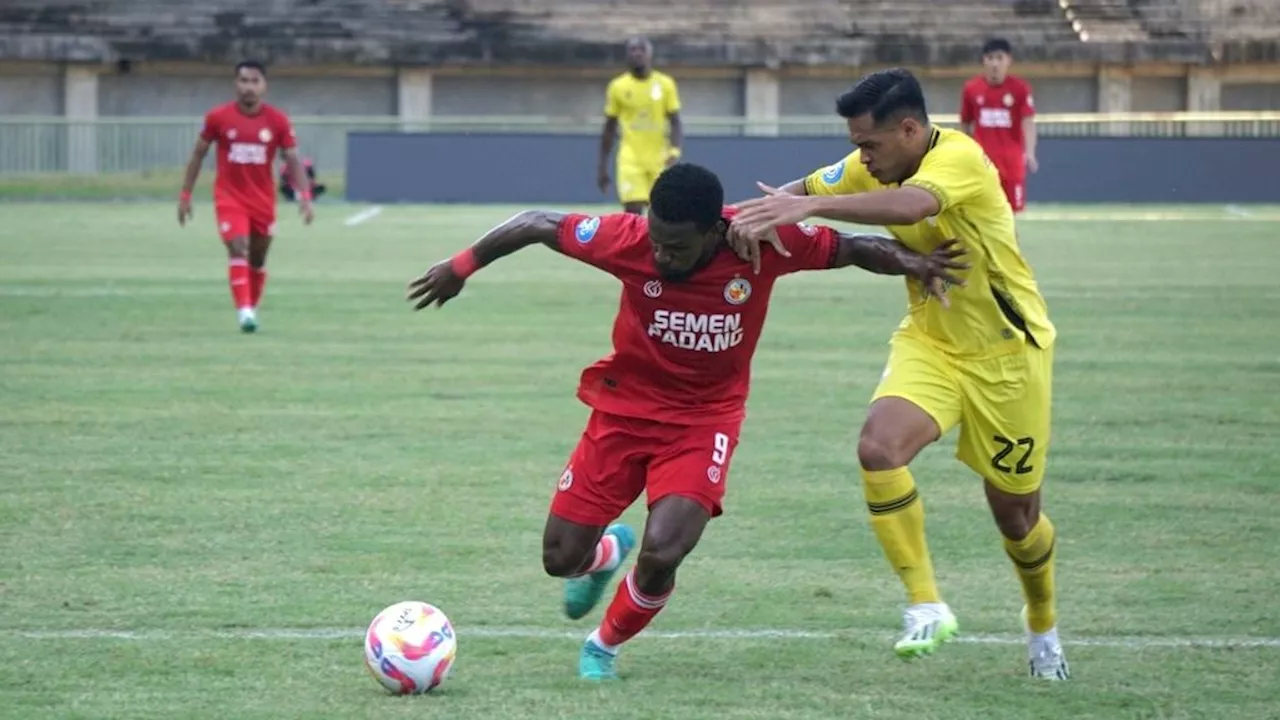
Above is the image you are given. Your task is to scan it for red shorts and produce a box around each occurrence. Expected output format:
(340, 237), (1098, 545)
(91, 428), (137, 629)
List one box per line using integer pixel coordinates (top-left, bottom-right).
(215, 202), (275, 242)
(997, 167), (1026, 213)
(550, 410), (743, 526)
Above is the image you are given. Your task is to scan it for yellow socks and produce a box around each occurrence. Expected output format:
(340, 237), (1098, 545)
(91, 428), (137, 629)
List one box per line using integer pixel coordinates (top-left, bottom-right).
(1004, 514), (1058, 633)
(862, 467), (939, 604)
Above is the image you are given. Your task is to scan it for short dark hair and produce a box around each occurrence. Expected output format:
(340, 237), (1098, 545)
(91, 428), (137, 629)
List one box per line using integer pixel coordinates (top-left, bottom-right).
(649, 163), (724, 232)
(235, 60), (267, 77)
(835, 68), (928, 126)
(982, 38), (1013, 56)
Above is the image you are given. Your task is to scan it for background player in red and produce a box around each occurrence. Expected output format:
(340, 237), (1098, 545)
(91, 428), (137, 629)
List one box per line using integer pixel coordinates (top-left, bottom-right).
(961, 38), (1038, 213)
(177, 60), (314, 333)
(406, 163), (967, 681)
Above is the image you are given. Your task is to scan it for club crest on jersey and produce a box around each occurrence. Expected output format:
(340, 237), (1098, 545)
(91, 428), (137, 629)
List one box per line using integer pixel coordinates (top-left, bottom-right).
(1003, 93), (1015, 107)
(650, 82), (663, 100)
(259, 128), (273, 143)
(723, 277), (751, 305)
(643, 280), (663, 298)
(575, 217), (600, 244)
(821, 161), (845, 184)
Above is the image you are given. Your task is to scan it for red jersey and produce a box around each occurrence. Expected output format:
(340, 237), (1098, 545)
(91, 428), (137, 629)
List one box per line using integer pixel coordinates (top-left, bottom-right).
(960, 75), (1035, 172)
(199, 102), (296, 213)
(554, 210), (839, 426)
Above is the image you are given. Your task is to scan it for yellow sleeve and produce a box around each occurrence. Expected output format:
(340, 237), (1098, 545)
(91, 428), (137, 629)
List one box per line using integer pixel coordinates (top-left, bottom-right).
(662, 75), (681, 114)
(604, 79), (621, 118)
(902, 143), (987, 212)
(802, 152), (872, 196)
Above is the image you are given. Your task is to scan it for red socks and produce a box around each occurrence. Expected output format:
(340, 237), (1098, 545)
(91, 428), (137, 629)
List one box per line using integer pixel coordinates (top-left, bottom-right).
(228, 259), (251, 310)
(249, 267), (267, 308)
(580, 534), (620, 576)
(596, 570), (672, 648)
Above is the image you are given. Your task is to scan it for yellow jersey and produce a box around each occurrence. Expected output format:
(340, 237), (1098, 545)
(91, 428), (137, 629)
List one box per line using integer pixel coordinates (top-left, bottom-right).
(805, 127), (1055, 357)
(604, 71), (681, 165)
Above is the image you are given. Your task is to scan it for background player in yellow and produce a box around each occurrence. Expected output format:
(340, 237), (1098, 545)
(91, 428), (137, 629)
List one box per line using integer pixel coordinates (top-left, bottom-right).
(729, 68), (1068, 680)
(597, 36), (683, 214)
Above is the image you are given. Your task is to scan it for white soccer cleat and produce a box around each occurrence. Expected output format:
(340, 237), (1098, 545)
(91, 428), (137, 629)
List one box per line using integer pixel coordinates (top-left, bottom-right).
(894, 602), (959, 659)
(1022, 606), (1070, 680)
(238, 307), (258, 333)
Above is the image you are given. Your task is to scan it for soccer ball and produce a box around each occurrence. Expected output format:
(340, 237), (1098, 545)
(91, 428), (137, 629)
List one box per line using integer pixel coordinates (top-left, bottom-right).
(363, 601), (457, 695)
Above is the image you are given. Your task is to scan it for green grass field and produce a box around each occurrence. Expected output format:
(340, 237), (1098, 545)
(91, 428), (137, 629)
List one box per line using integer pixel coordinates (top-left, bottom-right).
(2, 202), (1279, 720)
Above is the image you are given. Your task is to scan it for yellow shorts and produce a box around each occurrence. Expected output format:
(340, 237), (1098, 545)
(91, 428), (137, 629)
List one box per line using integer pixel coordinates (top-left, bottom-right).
(616, 159), (665, 205)
(872, 329), (1054, 494)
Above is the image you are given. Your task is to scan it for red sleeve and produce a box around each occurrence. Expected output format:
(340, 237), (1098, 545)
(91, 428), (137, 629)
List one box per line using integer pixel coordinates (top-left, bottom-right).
(959, 82), (976, 124)
(555, 213), (641, 275)
(771, 222), (839, 276)
(1018, 79), (1036, 119)
(276, 110), (298, 150)
(199, 109), (219, 142)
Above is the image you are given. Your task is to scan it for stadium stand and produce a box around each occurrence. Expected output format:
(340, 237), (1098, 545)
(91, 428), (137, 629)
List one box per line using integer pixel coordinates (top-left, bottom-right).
(0, 0), (1275, 66)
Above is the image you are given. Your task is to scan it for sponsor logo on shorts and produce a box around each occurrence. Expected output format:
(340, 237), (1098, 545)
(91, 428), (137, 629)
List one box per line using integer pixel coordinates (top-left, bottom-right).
(723, 277), (751, 306)
(575, 217), (600, 244)
(266, 222), (277, 236)
(643, 280), (663, 298)
(821, 161), (845, 185)
(220, 221), (232, 234)
(557, 467), (574, 491)
(706, 465), (722, 484)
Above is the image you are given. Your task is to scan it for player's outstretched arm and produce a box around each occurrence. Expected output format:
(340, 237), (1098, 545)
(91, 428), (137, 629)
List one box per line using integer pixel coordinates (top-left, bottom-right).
(407, 210), (566, 310)
(833, 234), (969, 308)
(737, 185), (940, 230)
(177, 138), (211, 226)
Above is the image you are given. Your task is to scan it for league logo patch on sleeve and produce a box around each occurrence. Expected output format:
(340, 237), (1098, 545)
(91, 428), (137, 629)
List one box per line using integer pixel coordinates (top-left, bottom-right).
(796, 222), (819, 237)
(821, 161), (845, 185)
(575, 217), (601, 244)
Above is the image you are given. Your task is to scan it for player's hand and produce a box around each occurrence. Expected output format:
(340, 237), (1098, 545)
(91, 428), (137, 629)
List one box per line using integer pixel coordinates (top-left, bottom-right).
(726, 221), (791, 276)
(907, 239), (969, 309)
(177, 197), (192, 226)
(299, 197), (315, 225)
(597, 167), (611, 194)
(732, 182), (813, 233)
(407, 260), (465, 310)
(1026, 154), (1039, 174)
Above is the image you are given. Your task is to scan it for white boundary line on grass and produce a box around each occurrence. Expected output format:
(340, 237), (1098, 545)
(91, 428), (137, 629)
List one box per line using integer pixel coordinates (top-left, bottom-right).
(344, 206), (383, 226)
(9, 626), (1280, 649)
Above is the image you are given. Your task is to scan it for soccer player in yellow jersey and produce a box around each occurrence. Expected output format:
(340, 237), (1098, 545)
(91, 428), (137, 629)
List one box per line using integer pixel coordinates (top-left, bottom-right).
(597, 37), (683, 214)
(731, 68), (1068, 680)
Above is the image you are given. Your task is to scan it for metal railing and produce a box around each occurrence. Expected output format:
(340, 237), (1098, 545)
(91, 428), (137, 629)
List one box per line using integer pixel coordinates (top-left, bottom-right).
(1, 112), (1278, 175)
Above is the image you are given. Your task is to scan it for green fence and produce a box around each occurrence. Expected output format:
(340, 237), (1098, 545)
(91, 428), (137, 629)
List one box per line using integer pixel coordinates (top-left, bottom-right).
(2, 113), (1278, 175)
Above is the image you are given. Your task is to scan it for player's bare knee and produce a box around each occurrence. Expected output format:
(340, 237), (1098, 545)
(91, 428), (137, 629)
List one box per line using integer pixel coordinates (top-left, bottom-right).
(226, 238), (249, 259)
(858, 432), (911, 471)
(541, 541), (590, 578)
(985, 483), (1041, 540)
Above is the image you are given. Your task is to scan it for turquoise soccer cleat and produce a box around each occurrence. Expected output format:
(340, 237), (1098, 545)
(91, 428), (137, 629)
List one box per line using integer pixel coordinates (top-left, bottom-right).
(564, 523), (636, 620)
(578, 637), (619, 681)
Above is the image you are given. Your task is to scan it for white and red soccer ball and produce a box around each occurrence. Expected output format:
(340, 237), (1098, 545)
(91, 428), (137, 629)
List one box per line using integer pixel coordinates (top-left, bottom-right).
(364, 601), (457, 695)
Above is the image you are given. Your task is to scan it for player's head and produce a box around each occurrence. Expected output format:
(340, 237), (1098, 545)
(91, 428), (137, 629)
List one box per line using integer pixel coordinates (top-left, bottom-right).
(836, 68), (931, 185)
(647, 162), (726, 282)
(981, 38), (1014, 84)
(234, 60), (268, 107)
(625, 37), (653, 75)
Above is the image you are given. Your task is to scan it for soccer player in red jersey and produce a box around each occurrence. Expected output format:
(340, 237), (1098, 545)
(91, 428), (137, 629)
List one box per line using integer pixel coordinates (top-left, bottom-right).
(960, 39), (1038, 213)
(178, 60), (314, 333)
(406, 163), (967, 680)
